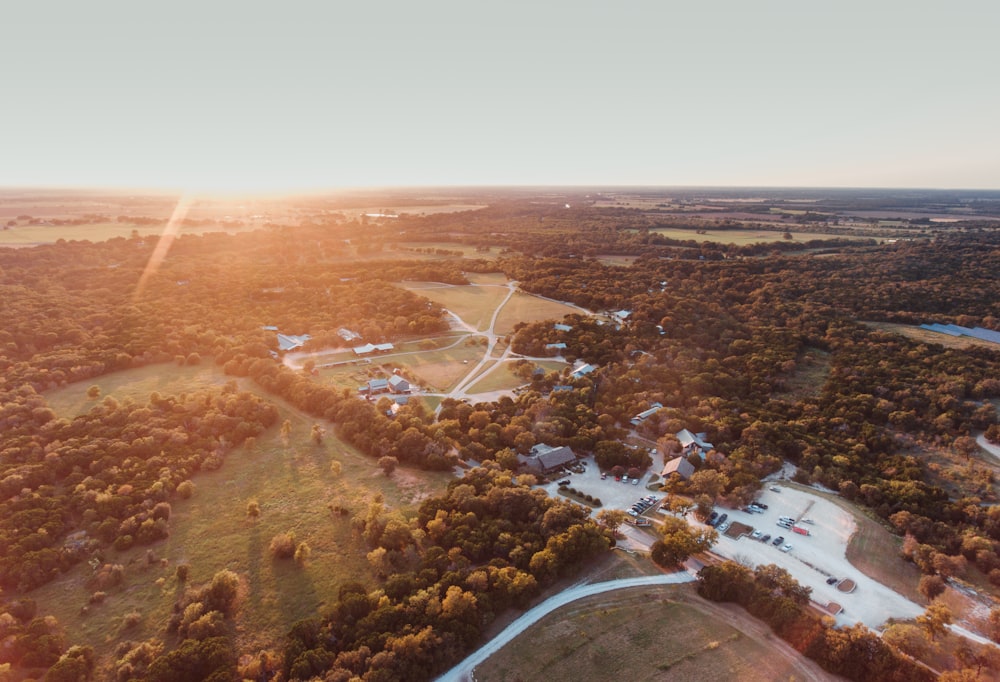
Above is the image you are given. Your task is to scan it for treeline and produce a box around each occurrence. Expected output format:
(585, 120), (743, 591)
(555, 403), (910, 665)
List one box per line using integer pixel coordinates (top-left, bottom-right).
(697, 561), (934, 682)
(0, 384), (277, 592)
(279, 465), (608, 681)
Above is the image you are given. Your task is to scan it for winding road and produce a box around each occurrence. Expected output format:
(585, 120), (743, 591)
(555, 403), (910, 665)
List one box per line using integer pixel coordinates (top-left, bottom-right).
(436, 571), (697, 682)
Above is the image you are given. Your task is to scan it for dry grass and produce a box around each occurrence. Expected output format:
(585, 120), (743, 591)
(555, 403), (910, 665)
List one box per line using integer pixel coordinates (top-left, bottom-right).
(466, 362), (525, 394)
(38, 364), (454, 667)
(382, 342), (486, 391)
(648, 227), (865, 245)
(773, 347), (831, 401)
(0, 221), (254, 246)
(476, 585), (834, 682)
(399, 282), (510, 331)
(494, 291), (583, 335)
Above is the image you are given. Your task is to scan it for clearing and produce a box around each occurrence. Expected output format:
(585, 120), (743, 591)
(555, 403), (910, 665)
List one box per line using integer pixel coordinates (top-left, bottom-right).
(475, 584), (837, 682)
(399, 281), (511, 332)
(39, 364), (453, 662)
(863, 321), (1000, 351)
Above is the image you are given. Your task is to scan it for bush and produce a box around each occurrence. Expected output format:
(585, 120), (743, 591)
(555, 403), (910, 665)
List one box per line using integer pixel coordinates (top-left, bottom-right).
(269, 532), (296, 559)
(176, 480), (195, 499)
(122, 610), (142, 629)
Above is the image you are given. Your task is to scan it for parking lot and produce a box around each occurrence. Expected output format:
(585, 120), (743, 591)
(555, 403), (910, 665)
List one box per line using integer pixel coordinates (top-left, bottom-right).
(706, 484), (924, 629)
(539, 455), (661, 513)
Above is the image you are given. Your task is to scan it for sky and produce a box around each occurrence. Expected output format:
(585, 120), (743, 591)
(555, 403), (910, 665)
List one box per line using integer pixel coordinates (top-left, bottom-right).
(3, 1), (999, 192)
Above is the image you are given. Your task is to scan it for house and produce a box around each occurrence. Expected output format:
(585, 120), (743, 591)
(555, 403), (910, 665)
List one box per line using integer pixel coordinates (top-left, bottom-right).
(676, 429), (713, 458)
(388, 375), (410, 393)
(551, 385), (573, 393)
(545, 342), (567, 350)
(518, 443), (577, 475)
(554, 323), (573, 332)
(630, 402), (663, 426)
(338, 328), (361, 342)
(570, 363), (596, 379)
(277, 333), (311, 352)
(661, 456), (695, 480)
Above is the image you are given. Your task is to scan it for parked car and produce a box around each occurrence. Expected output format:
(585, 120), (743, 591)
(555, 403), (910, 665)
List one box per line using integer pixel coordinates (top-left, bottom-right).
(627, 510), (638, 517)
(772, 536), (784, 546)
(792, 526), (810, 536)
(708, 511), (718, 523)
(753, 502), (768, 510)
(558, 480), (570, 486)
(826, 577), (839, 585)
(769, 486), (781, 493)
(601, 473), (607, 480)
(751, 530), (762, 539)
(632, 478), (639, 485)
(717, 513), (728, 525)
(780, 544), (793, 552)
(760, 534), (771, 543)
(622, 476), (629, 484)
(718, 522), (730, 533)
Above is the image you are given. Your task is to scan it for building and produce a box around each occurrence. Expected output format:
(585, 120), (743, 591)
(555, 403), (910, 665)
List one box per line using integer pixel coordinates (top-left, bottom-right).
(277, 333), (311, 352)
(554, 323), (573, 332)
(570, 363), (596, 379)
(338, 328), (362, 342)
(518, 443), (577, 475)
(388, 375), (410, 393)
(661, 456), (695, 480)
(545, 342), (567, 351)
(353, 342), (395, 356)
(676, 429), (713, 457)
(630, 402), (663, 426)
(359, 378), (390, 395)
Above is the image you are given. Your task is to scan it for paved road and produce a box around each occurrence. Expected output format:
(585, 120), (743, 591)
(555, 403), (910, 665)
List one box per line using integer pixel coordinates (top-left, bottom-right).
(436, 572), (696, 682)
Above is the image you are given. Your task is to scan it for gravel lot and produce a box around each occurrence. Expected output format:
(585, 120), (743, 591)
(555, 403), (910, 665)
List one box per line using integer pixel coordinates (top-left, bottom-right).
(707, 484), (924, 629)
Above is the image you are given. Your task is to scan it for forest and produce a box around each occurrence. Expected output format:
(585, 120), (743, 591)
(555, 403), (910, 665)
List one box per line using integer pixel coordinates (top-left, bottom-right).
(1, 193), (999, 680)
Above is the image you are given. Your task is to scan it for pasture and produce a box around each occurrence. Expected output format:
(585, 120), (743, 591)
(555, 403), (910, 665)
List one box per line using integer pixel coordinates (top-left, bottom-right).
(399, 281), (511, 331)
(863, 320), (1000, 351)
(648, 226), (866, 245)
(494, 291), (584, 335)
(476, 585), (830, 682)
(381, 341), (487, 391)
(0, 221), (255, 246)
(39, 365), (454, 663)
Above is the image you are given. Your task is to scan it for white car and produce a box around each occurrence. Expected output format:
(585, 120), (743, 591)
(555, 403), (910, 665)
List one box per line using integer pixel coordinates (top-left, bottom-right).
(751, 530), (762, 539)
(718, 522), (730, 533)
(780, 544), (793, 552)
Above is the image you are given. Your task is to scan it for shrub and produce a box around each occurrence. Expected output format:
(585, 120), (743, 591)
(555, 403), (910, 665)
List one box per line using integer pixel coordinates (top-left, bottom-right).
(176, 480), (195, 499)
(294, 542), (311, 566)
(270, 532), (296, 559)
(122, 610), (142, 629)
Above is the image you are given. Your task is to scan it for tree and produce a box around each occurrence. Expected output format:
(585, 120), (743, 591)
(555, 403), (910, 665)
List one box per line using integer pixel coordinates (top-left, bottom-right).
(596, 509), (627, 534)
(87, 385), (101, 399)
(378, 456), (398, 477)
(917, 574), (945, 602)
(311, 423), (325, 444)
(953, 435), (978, 461)
(916, 602), (953, 641)
(280, 419), (292, 445)
(246, 499), (260, 520)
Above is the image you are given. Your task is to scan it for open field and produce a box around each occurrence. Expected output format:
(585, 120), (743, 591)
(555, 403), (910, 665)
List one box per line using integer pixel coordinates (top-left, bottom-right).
(648, 227), (868, 245)
(494, 291), (583, 335)
(466, 362), (525, 394)
(334, 203), (486, 219)
(0, 221), (259, 246)
(382, 342), (486, 391)
(395, 241), (494, 258)
(863, 320), (1000, 351)
(475, 585), (837, 682)
(39, 365), (454, 663)
(399, 282), (510, 331)
(465, 272), (509, 285)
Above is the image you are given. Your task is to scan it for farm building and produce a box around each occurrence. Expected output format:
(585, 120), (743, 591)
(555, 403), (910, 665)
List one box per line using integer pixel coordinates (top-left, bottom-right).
(388, 375), (410, 393)
(570, 363), (596, 379)
(338, 328), (362, 342)
(353, 342), (395, 356)
(920, 323), (1000, 345)
(359, 378), (390, 395)
(518, 443), (577, 475)
(276, 333), (311, 352)
(545, 342), (567, 350)
(661, 456), (695, 480)
(630, 402), (663, 426)
(554, 323), (573, 332)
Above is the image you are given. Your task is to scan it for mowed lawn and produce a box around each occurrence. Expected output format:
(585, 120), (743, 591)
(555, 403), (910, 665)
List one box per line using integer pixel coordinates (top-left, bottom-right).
(39, 364), (454, 662)
(476, 586), (826, 682)
(388, 342), (486, 391)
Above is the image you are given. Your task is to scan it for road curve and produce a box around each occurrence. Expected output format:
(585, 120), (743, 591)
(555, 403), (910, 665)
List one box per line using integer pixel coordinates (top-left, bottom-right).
(436, 572), (696, 682)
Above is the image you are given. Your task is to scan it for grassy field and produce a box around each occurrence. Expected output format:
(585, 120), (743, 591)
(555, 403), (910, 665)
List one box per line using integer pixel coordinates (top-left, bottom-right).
(494, 291), (583, 335)
(648, 227), (865, 245)
(466, 362), (525, 393)
(381, 341), (486, 391)
(399, 282), (511, 331)
(0, 221), (255, 246)
(39, 364), (454, 663)
(476, 585), (830, 682)
(863, 320), (1000, 351)
(394, 240), (493, 258)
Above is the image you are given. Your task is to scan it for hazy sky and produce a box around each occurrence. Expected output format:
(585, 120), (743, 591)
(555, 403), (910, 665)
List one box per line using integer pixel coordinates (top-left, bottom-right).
(3, 1), (998, 192)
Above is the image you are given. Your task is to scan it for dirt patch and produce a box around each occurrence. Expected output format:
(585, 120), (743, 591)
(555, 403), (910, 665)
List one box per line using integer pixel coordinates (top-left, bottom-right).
(726, 521), (753, 539)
